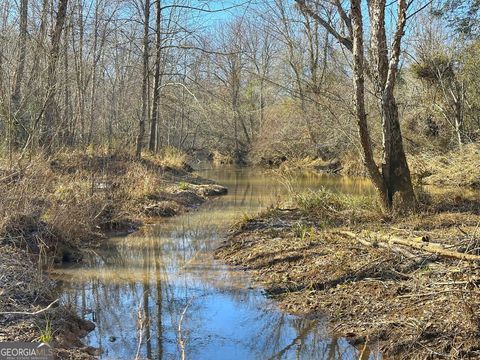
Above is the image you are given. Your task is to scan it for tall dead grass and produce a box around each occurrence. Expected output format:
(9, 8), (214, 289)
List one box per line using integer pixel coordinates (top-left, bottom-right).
(409, 143), (480, 188)
(142, 146), (189, 169)
(0, 147), (191, 260)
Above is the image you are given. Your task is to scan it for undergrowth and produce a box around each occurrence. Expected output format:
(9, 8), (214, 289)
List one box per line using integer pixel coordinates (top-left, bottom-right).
(0, 147), (191, 262)
(409, 143), (480, 188)
(295, 188), (375, 214)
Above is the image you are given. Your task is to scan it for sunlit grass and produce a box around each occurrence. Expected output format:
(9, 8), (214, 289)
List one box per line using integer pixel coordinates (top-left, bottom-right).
(38, 320), (53, 344)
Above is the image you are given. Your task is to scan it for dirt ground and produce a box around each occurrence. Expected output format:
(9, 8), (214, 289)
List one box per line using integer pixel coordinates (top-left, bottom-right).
(215, 191), (480, 359)
(0, 246), (98, 359)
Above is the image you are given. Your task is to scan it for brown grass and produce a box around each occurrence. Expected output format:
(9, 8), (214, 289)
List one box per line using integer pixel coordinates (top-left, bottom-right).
(212, 150), (234, 165)
(409, 143), (480, 188)
(0, 147), (196, 262)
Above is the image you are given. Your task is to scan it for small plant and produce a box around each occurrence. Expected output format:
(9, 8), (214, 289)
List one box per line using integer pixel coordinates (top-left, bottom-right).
(39, 320), (53, 344)
(178, 181), (189, 190)
(317, 219), (331, 230)
(241, 212), (252, 224)
(293, 222), (309, 241)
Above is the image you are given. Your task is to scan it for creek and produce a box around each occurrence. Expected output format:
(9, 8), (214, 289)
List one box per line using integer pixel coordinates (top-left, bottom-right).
(53, 166), (377, 360)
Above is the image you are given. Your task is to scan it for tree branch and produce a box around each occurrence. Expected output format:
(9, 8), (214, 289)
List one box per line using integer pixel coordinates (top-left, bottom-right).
(294, 0), (353, 52)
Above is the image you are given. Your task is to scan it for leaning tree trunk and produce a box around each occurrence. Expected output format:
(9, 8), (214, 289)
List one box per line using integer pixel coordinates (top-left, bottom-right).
(377, 0), (416, 212)
(351, 0), (416, 212)
(350, 0), (389, 209)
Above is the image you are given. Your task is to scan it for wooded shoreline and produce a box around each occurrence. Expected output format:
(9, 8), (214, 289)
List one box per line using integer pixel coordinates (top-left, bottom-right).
(2, 0), (480, 357)
(0, 151), (226, 359)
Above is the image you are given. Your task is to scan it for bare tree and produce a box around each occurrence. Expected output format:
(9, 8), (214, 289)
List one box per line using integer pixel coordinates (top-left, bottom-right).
(412, 23), (467, 147)
(41, 0), (69, 154)
(136, 0), (150, 159)
(11, 0), (28, 148)
(149, 0), (162, 152)
(295, 0), (417, 211)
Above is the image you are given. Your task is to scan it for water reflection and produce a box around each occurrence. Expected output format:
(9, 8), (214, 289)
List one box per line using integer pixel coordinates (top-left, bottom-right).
(53, 167), (379, 359)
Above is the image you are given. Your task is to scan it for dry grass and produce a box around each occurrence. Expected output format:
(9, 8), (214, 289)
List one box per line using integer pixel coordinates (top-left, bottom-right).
(339, 150), (368, 177)
(212, 150), (234, 165)
(410, 143), (480, 188)
(292, 188), (379, 227)
(142, 146), (189, 169)
(121, 161), (163, 201)
(272, 151), (367, 177)
(278, 156), (341, 173)
(0, 147), (195, 261)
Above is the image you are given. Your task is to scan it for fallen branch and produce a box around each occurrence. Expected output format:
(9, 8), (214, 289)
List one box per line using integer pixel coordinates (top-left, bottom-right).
(0, 299), (59, 316)
(338, 230), (418, 260)
(387, 236), (480, 261)
(338, 231), (480, 262)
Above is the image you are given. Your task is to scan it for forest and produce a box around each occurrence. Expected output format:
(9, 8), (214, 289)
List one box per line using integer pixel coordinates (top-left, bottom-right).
(0, 0), (479, 359)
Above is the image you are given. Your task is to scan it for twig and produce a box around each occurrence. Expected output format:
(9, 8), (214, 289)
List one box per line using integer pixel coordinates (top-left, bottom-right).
(0, 299), (59, 316)
(134, 306), (145, 360)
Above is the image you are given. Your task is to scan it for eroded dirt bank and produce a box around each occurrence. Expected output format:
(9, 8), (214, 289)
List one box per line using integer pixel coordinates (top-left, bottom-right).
(215, 189), (480, 359)
(0, 151), (226, 359)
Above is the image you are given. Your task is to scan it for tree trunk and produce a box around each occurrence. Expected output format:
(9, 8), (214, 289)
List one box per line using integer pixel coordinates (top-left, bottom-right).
(87, 1), (100, 146)
(378, 0), (416, 211)
(453, 80), (465, 146)
(380, 91), (416, 211)
(12, 0), (28, 102)
(41, 0), (69, 154)
(136, 0), (150, 159)
(149, 0), (161, 152)
(295, 0), (417, 212)
(73, 0), (86, 145)
(62, 18), (73, 146)
(350, 0), (389, 208)
(352, 0), (416, 212)
(11, 0), (28, 148)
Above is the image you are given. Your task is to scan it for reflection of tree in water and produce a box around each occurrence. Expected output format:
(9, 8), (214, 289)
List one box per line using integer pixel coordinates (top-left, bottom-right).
(59, 168), (375, 359)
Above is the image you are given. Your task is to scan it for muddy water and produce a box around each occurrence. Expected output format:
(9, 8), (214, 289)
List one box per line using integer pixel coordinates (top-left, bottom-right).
(53, 167), (378, 360)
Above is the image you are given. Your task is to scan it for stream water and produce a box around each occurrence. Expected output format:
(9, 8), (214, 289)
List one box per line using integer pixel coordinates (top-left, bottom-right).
(53, 167), (379, 360)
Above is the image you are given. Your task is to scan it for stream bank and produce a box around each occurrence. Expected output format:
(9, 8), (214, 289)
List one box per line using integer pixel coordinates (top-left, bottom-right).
(0, 150), (226, 359)
(215, 187), (480, 359)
